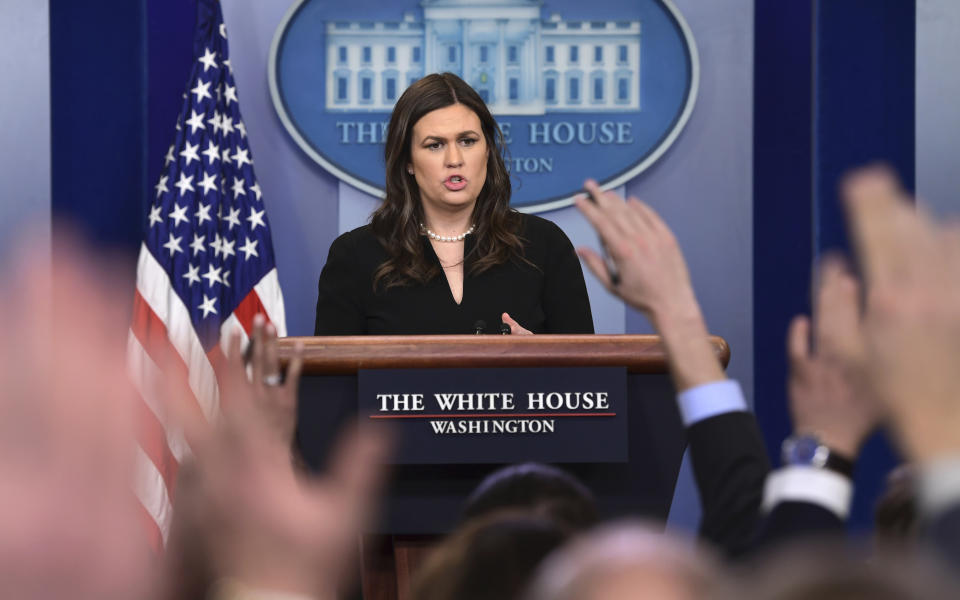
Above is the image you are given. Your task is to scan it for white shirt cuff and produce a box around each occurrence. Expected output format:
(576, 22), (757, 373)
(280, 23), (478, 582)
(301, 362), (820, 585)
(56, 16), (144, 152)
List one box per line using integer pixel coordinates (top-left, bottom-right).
(676, 379), (747, 427)
(762, 465), (853, 519)
(917, 456), (960, 518)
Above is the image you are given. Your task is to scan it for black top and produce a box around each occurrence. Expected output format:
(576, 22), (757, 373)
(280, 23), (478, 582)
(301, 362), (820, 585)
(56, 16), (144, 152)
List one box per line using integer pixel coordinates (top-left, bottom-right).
(314, 214), (594, 335)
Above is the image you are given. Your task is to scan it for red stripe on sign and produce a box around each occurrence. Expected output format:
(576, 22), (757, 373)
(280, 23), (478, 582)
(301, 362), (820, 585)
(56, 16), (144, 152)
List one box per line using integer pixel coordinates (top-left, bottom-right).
(369, 412), (618, 419)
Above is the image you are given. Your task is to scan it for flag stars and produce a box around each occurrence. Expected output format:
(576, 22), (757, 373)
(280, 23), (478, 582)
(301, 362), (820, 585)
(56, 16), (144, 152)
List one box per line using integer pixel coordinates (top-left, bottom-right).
(198, 47), (218, 72)
(208, 112), (223, 135)
(202, 141), (220, 165)
(231, 177), (247, 199)
(232, 147), (252, 168)
(221, 115), (235, 136)
(163, 232), (183, 256)
(148, 205), (163, 227)
(250, 182), (262, 201)
(174, 172), (195, 196)
(211, 233), (224, 258)
(222, 270), (231, 288)
(219, 23), (228, 39)
(195, 202), (213, 225)
(190, 233), (206, 256)
(191, 78), (212, 103)
(236, 121), (247, 138)
(168, 203), (190, 227)
(164, 145), (175, 166)
(185, 109), (206, 134)
(202, 264), (223, 287)
(224, 84), (238, 105)
(154, 175), (169, 198)
(180, 141), (200, 166)
(199, 294), (218, 318)
(224, 206), (242, 230)
(240, 237), (259, 260)
(221, 237), (236, 259)
(247, 207), (266, 231)
(183, 263), (201, 287)
(221, 147), (233, 166)
(199, 172), (218, 196)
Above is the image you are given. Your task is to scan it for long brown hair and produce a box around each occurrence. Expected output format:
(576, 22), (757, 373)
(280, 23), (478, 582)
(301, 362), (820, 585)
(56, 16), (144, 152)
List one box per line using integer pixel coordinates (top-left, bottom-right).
(371, 72), (523, 290)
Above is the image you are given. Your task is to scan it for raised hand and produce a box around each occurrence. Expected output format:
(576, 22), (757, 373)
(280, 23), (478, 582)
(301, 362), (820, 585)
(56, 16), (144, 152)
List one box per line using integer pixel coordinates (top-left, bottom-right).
(843, 167), (960, 462)
(787, 256), (878, 460)
(574, 180), (700, 328)
(574, 179), (724, 390)
(244, 314), (303, 450)
(0, 235), (153, 600)
(173, 329), (389, 598)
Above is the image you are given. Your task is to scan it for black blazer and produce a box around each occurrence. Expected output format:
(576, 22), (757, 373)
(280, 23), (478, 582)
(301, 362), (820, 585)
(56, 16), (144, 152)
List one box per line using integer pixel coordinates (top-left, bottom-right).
(314, 213), (594, 335)
(924, 505), (960, 568)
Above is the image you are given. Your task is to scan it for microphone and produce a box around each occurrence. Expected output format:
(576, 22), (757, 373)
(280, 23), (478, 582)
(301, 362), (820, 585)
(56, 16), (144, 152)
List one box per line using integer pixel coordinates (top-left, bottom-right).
(499, 322), (512, 335)
(473, 320), (487, 335)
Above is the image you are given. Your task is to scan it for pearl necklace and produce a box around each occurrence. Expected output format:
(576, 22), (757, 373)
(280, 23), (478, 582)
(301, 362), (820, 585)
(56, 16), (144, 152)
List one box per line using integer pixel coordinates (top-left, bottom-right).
(422, 223), (475, 243)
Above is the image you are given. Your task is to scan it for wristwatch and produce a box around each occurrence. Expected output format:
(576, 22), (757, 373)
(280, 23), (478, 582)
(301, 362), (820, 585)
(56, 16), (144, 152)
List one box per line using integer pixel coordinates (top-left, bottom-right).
(781, 433), (855, 478)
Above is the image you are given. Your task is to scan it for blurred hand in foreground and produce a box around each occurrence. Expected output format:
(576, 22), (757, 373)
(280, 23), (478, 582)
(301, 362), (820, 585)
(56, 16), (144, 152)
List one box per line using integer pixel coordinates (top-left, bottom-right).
(787, 255), (879, 460)
(246, 314), (303, 450)
(843, 167), (960, 462)
(575, 180), (724, 390)
(0, 235), (153, 600)
(172, 328), (389, 598)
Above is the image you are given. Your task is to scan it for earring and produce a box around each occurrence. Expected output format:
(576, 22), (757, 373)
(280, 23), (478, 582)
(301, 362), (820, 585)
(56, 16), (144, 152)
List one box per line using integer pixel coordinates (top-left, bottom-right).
(407, 167), (414, 175)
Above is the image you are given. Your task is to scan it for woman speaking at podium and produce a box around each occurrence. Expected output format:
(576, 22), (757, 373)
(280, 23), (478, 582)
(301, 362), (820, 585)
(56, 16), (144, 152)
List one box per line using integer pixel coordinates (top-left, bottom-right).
(314, 73), (593, 335)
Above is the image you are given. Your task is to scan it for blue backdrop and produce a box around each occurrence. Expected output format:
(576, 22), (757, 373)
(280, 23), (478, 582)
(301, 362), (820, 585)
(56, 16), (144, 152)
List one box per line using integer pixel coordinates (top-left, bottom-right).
(46, 0), (914, 532)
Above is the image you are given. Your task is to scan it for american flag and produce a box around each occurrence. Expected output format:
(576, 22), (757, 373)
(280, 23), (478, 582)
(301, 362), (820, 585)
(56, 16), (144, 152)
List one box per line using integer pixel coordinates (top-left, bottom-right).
(127, 0), (286, 552)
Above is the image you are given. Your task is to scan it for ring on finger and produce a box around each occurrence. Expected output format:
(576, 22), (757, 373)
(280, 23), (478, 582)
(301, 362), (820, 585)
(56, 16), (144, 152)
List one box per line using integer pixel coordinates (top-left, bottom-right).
(263, 373), (282, 387)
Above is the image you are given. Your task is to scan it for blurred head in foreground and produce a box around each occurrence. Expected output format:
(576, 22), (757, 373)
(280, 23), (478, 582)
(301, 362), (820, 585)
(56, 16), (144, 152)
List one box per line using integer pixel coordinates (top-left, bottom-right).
(411, 512), (569, 600)
(463, 462), (597, 532)
(874, 464), (919, 550)
(710, 540), (958, 600)
(524, 521), (717, 600)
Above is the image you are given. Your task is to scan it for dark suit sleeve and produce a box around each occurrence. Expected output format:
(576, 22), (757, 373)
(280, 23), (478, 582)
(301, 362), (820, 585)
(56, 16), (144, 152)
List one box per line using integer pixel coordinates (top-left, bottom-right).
(921, 505), (960, 568)
(541, 221), (594, 333)
(314, 233), (366, 335)
(754, 501), (845, 547)
(686, 411), (771, 557)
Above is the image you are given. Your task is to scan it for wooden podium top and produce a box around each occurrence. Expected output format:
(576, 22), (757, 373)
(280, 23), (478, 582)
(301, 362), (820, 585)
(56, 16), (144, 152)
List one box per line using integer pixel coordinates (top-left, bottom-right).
(277, 334), (729, 375)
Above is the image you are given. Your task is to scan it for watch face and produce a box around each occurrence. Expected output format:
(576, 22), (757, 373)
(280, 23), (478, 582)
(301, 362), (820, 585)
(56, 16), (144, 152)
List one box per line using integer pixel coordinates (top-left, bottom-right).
(786, 436), (822, 464)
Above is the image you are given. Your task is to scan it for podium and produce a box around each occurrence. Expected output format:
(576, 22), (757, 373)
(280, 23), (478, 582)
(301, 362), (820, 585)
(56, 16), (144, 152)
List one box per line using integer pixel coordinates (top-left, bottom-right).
(278, 334), (729, 599)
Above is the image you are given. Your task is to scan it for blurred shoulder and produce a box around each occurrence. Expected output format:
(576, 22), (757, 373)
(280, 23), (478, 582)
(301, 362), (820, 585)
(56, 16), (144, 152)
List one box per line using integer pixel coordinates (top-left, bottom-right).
(328, 224), (379, 253)
(325, 224), (385, 265)
(517, 212), (573, 248)
(330, 224), (376, 248)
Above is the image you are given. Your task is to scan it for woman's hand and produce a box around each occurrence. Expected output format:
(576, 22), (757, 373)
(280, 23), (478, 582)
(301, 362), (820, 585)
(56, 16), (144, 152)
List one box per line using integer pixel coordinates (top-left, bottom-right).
(501, 312), (533, 335)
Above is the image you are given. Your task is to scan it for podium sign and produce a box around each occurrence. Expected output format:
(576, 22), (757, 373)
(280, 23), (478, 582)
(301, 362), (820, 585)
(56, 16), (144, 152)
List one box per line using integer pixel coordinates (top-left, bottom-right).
(359, 367), (628, 464)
